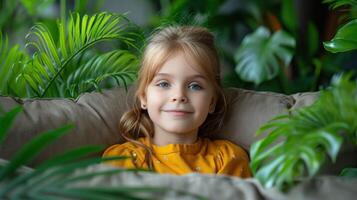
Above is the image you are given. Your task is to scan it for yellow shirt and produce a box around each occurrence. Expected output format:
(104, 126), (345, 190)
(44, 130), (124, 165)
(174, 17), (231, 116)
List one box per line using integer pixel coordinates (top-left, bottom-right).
(103, 137), (252, 178)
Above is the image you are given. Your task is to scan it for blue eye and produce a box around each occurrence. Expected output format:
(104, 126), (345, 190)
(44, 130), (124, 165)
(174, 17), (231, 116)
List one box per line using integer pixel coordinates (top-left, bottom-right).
(189, 83), (203, 91)
(156, 81), (170, 88)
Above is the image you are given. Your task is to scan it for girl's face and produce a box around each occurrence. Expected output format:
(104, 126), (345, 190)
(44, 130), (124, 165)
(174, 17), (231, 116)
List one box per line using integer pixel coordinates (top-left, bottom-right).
(141, 52), (216, 142)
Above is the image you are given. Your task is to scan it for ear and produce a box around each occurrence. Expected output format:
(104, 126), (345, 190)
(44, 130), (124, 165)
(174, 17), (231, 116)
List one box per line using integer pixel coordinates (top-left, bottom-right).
(209, 97), (216, 114)
(139, 94), (147, 110)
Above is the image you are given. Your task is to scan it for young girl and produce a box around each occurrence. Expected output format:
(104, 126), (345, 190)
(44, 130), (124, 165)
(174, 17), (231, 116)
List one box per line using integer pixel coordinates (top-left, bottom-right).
(103, 26), (251, 178)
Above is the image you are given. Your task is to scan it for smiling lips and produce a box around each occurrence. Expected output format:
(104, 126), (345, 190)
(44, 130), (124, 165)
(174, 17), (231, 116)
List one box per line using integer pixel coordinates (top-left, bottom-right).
(163, 110), (193, 116)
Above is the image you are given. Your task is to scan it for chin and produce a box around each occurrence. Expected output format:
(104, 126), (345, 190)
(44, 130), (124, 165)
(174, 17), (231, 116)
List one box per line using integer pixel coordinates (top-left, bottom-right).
(161, 124), (197, 135)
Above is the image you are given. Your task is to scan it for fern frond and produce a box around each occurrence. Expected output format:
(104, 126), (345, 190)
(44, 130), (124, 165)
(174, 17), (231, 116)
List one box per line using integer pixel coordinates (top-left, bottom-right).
(23, 12), (142, 98)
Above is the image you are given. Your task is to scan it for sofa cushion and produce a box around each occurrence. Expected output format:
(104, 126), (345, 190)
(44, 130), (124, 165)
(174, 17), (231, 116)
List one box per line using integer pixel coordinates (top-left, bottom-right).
(0, 86), (319, 166)
(215, 88), (296, 150)
(30, 163), (357, 200)
(0, 87), (134, 165)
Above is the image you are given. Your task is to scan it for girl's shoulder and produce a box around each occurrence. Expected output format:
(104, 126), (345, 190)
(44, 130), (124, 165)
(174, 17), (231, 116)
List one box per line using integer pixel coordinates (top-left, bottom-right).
(102, 138), (148, 169)
(205, 137), (241, 148)
(102, 137), (147, 157)
(205, 138), (252, 177)
(205, 138), (248, 159)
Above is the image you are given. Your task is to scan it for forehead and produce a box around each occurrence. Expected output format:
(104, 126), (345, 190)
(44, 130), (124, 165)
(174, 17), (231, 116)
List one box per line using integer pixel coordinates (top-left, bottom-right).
(154, 52), (208, 79)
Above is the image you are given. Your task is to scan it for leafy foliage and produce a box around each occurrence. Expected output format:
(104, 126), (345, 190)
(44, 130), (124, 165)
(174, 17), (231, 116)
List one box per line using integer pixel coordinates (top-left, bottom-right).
(323, 0), (357, 53)
(63, 50), (139, 97)
(149, 0), (227, 27)
(250, 74), (357, 189)
(0, 106), (23, 144)
(281, 0), (298, 33)
(251, 0), (357, 190)
(0, 33), (27, 96)
(0, 12), (142, 98)
(323, 19), (357, 53)
(0, 0), (50, 30)
(22, 12), (141, 98)
(20, 0), (56, 16)
(0, 124), (74, 180)
(0, 106), (205, 199)
(323, 0), (357, 9)
(234, 26), (295, 85)
(340, 168), (357, 178)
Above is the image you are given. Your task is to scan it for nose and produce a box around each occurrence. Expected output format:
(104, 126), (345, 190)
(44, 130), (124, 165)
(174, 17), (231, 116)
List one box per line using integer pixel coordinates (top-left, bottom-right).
(172, 96), (188, 103)
(171, 88), (188, 103)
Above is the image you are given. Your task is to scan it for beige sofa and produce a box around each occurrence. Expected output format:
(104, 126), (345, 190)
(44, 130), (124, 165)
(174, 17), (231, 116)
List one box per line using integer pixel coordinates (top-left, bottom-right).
(1, 86), (356, 199)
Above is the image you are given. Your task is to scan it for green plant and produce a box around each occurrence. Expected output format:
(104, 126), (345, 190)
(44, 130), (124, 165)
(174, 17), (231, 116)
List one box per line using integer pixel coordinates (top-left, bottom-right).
(0, 105), (206, 199)
(147, 0), (357, 93)
(323, 18), (357, 53)
(250, 0), (357, 190)
(323, 0), (357, 53)
(250, 73), (357, 190)
(0, 33), (27, 96)
(323, 0), (357, 9)
(229, 0), (354, 93)
(234, 26), (295, 85)
(28, 11), (141, 98)
(0, 106), (23, 144)
(0, 0), (56, 31)
(0, 11), (143, 98)
(340, 168), (357, 178)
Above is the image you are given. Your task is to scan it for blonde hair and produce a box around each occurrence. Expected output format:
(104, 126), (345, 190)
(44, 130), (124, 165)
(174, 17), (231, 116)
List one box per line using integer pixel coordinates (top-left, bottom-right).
(119, 26), (227, 169)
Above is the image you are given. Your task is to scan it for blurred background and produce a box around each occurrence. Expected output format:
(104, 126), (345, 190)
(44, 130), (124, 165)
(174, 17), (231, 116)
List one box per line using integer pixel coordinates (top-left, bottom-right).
(1, 0), (356, 98)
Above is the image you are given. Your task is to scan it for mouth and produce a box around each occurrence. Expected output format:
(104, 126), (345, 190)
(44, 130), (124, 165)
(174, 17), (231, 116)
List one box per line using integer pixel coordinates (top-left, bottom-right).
(163, 110), (193, 116)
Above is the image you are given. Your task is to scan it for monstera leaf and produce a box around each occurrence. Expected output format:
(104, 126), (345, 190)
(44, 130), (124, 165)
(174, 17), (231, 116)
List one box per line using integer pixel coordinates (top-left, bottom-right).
(234, 26), (295, 85)
(324, 19), (357, 53)
(250, 74), (357, 190)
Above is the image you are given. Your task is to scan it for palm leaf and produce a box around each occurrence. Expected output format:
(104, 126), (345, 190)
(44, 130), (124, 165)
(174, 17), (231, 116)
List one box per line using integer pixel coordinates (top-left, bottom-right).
(0, 124), (74, 180)
(64, 49), (139, 98)
(234, 26), (295, 85)
(0, 106), (23, 144)
(23, 12), (142, 98)
(35, 145), (105, 169)
(0, 106), (204, 199)
(1, 156), (204, 199)
(0, 32), (27, 97)
(250, 74), (357, 190)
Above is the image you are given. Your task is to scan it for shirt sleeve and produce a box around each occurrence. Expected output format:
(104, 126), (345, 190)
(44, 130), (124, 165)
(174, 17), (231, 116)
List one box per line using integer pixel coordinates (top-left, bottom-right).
(216, 140), (252, 178)
(102, 144), (141, 169)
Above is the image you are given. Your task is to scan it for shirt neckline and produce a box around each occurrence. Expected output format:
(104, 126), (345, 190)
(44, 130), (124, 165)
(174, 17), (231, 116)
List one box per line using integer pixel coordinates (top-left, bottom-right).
(138, 137), (204, 155)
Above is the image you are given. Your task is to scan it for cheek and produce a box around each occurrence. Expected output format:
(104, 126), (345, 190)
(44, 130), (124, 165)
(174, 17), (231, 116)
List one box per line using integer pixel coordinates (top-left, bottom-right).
(146, 89), (165, 108)
(146, 91), (161, 120)
(191, 92), (213, 111)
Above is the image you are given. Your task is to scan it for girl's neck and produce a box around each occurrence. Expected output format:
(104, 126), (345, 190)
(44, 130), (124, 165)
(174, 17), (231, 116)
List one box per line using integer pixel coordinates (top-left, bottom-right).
(152, 130), (198, 146)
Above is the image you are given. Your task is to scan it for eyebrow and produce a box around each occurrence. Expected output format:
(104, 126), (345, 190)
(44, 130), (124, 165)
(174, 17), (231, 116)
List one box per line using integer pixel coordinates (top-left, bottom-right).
(154, 73), (207, 80)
